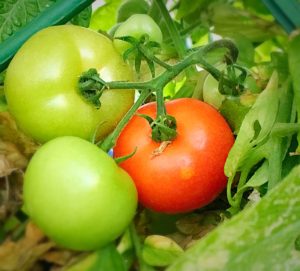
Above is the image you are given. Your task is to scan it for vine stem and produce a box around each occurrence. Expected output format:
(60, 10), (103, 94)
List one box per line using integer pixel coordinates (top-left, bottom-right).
(156, 88), (166, 117)
(128, 223), (154, 271)
(100, 89), (152, 152)
(79, 39), (239, 150)
(103, 39), (238, 91)
(138, 44), (172, 70)
(154, 0), (186, 59)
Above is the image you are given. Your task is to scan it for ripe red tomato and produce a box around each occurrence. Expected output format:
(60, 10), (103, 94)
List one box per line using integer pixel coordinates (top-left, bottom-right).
(114, 98), (234, 213)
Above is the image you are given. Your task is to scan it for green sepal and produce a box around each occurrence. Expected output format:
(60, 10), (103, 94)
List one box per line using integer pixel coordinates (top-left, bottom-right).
(139, 114), (177, 142)
(78, 68), (107, 109)
(115, 147), (137, 164)
(115, 35), (161, 77)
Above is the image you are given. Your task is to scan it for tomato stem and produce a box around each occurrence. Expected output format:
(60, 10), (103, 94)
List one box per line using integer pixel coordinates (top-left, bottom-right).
(79, 39), (239, 145)
(128, 223), (155, 271)
(137, 44), (172, 70)
(100, 89), (152, 152)
(154, 0), (186, 59)
(78, 39), (239, 98)
(156, 88), (166, 116)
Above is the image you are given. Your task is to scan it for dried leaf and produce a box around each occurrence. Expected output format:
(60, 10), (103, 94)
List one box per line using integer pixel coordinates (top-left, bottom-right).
(0, 112), (38, 157)
(0, 141), (28, 177)
(0, 172), (23, 220)
(167, 232), (193, 250)
(176, 214), (205, 235)
(0, 113), (37, 220)
(192, 224), (216, 241)
(41, 249), (75, 266)
(176, 211), (223, 236)
(0, 222), (54, 271)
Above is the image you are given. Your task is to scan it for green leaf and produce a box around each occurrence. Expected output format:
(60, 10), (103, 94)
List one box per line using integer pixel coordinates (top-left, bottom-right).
(71, 5), (92, 27)
(142, 235), (184, 267)
(168, 165), (300, 271)
(226, 34), (254, 67)
(288, 34), (300, 152)
(0, 86), (7, 112)
(219, 97), (251, 134)
(225, 71), (280, 177)
(146, 210), (183, 235)
(270, 52), (289, 83)
(243, 160), (269, 189)
(176, 0), (207, 20)
(267, 79), (294, 190)
(116, 230), (135, 271)
(176, 0), (217, 25)
(0, 70), (5, 85)
(53, 244), (127, 271)
(64, 253), (99, 271)
(210, 3), (282, 43)
(0, 0), (56, 42)
(227, 77), (294, 209)
(91, 244), (127, 271)
(282, 137), (300, 178)
(242, 0), (271, 15)
(114, 147), (137, 164)
(89, 0), (121, 31)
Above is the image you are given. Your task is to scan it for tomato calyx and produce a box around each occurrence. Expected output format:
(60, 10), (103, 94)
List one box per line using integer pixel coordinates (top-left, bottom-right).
(78, 68), (107, 109)
(115, 34), (164, 78)
(115, 147), (137, 164)
(218, 64), (248, 96)
(139, 113), (177, 142)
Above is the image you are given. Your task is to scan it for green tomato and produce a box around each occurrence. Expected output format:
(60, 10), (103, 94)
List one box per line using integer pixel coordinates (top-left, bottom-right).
(117, 0), (150, 22)
(4, 25), (134, 143)
(202, 73), (225, 109)
(113, 14), (163, 54)
(23, 136), (137, 251)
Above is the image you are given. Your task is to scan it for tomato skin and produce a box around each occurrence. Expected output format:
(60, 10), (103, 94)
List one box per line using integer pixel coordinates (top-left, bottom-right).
(23, 136), (137, 251)
(114, 98), (234, 214)
(4, 25), (134, 143)
(203, 72), (225, 109)
(117, 0), (150, 22)
(113, 14), (163, 54)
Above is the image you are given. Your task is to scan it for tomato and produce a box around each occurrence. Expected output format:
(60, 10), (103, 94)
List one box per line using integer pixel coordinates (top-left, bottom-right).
(203, 72), (225, 109)
(113, 14), (163, 54)
(114, 98), (234, 214)
(117, 0), (150, 23)
(4, 25), (134, 143)
(23, 136), (137, 251)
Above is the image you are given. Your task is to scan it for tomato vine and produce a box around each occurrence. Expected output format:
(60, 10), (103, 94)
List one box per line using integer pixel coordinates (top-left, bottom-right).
(79, 38), (240, 150)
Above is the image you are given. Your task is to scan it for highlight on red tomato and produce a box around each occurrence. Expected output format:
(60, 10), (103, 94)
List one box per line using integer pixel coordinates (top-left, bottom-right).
(114, 98), (234, 214)
(4, 25), (134, 143)
(23, 136), (137, 251)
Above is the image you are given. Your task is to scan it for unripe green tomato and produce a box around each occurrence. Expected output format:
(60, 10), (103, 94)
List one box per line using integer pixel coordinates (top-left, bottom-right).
(23, 136), (137, 251)
(117, 0), (150, 22)
(203, 73), (225, 109)
(4, 25), (134, 143)
(113, 14), (163, 55)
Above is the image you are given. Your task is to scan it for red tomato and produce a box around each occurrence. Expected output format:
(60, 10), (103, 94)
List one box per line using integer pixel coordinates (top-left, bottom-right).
(114, 98), (234, 213)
